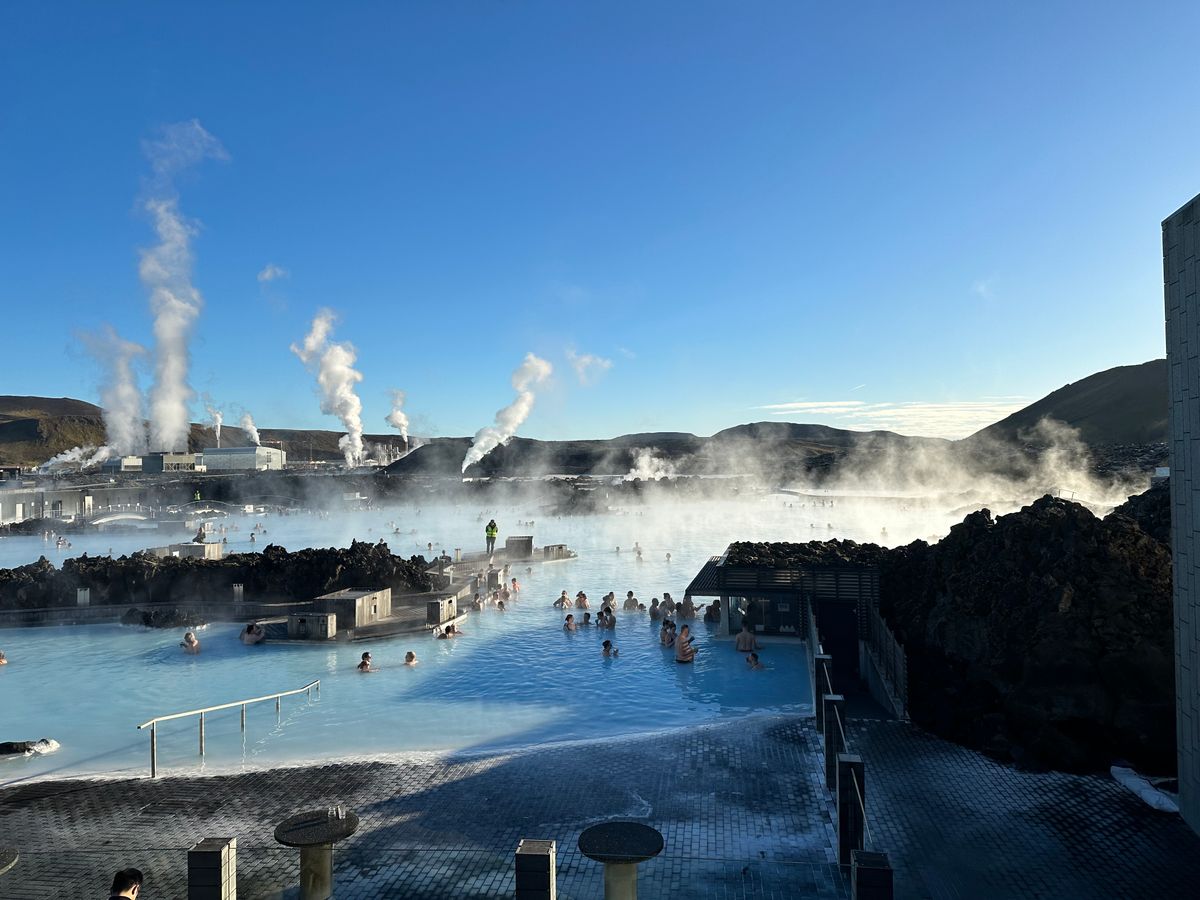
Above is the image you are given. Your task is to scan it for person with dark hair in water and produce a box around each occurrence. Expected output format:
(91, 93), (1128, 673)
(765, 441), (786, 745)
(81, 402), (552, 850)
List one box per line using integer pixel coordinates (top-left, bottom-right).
(602, 639), (619, 658)
(108, 867), (144, 899)
(675, 624), (697, 663)
(623, 591), (639, 611)
(563, 614), (576, 633)
(357, 652), (376, 672)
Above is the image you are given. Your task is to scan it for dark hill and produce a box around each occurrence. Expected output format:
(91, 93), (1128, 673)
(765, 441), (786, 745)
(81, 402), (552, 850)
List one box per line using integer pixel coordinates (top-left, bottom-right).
(969, 359), (1166, 446)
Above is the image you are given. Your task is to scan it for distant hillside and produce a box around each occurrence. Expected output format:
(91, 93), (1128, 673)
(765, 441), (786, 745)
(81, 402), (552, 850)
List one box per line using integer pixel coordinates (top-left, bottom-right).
(0, 358), (1171, 471)
(969, 360), (1167, 446)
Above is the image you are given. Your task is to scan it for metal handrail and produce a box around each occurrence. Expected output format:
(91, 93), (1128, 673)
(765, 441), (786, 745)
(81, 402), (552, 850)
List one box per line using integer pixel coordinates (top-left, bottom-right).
(136, 680), (319, 777)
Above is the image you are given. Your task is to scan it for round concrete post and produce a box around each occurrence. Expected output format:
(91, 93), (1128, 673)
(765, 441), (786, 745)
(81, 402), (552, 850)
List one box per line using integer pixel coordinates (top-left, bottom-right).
(603, 861), (639, 899)
(299, 844), (333, 900)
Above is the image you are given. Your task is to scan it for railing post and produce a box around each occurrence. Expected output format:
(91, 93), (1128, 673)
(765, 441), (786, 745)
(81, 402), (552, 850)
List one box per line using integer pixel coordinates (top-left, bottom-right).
(276, 696), (281, 716)
(851, 849), (893, 899)
(199, 712), (206, 756)
(240, 704), (246, 732)
(150, 722), (157, 778)
(837, 753), (865, 868)
(823, 694), (845, 790)
(814, 654), (833, 729)
(514, 839), (556, 900)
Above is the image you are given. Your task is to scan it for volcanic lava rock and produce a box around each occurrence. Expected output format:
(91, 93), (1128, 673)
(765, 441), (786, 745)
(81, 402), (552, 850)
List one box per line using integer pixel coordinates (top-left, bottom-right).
(0, 540), (433, 611)
(120, 606), (207, 628)
(730, 490), (1174, 774)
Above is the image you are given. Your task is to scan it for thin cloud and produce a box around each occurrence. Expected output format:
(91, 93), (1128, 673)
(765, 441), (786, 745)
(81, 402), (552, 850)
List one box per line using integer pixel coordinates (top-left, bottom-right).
(257, 263), (289, 283)
(971, 278), (994, 298)
(566, 348), (613, 386)
(755, 398), (1028, 439)
(850, 383), (867, 392)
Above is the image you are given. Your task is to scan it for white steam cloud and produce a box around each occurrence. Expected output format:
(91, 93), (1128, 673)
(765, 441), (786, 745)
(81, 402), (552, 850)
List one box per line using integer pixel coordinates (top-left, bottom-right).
(204, 399), (223, 447)
(39, 445), (115, 473)
(257, 263), (289, 283)
(291, 310), (365, 466)
(140, 120), (227, 452)
(624, 448), (679, 482)
(462, 353), (552, 472)
(566, 348), (613, 386)
(81, 325), (148, 457)
(386, 389), (410, 443)
(239, 412), (260, 446)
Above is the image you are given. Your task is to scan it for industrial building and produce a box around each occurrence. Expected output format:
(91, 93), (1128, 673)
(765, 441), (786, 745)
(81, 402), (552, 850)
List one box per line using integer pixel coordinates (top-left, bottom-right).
(100, 456), (144, 474)
(1165, 192), (1200, 835)
(200, 446), (286, 471)
(140, 452), (206, 474)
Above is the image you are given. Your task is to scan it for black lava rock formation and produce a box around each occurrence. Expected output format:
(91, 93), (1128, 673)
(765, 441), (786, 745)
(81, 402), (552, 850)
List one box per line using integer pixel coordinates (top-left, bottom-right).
(0, 540), (433, 611)
(732, 488), (1174, 774)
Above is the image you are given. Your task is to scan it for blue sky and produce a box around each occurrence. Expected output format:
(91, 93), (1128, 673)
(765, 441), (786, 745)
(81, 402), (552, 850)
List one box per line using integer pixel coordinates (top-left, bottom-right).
(0, 2), (1194, 441)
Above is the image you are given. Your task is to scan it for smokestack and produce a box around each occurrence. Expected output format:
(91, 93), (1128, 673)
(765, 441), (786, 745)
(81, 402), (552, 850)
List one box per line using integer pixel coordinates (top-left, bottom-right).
(81, 325), (149, 456)
(386, 389), (410, 445)
(239, 412), (260, 446)
(462, 352), (552, 472)
(290, 310), (365, 467)
(139, 120), (227, 452)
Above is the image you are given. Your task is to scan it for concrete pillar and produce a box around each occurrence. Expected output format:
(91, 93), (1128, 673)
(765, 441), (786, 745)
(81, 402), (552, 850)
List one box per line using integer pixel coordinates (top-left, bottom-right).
(837, 753), (865, 867)
(514, 839), (556, 900)
(823, 693), (845, 790)
(76, 588), (90, 607)
(298, 845), (333, 900)
(188, 837), (236, 900)
(814, 654), (833, 727)
(603, 861), (638, 899)
(851, 849), (893, 899)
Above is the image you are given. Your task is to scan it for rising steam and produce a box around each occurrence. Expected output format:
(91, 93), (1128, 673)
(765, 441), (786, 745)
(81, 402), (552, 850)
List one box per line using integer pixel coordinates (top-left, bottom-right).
(81, 325), (148, 456)
(204, 399), (223, 447)
(625, 448), (679, 481)
(290, 310), (365, 466)
(240, 412), (261, 446)
(386, 389), (410, 443)
(462, 353), (552, 472)
(39, 445), (115, 472)
(140, 120), (227, 452)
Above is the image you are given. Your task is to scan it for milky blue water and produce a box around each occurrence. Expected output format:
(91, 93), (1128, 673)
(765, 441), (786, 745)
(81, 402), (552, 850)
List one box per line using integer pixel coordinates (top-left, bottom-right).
(0, 493), (951, 782)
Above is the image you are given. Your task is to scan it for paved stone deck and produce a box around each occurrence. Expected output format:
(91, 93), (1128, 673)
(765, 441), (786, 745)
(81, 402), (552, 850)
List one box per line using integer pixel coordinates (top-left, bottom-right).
(0, 715), (1197, 898)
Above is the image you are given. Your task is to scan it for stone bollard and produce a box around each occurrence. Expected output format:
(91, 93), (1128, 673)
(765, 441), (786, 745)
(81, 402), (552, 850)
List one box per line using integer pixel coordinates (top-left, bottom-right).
(514, 839), (556, 900)
(814, 654), (833, 728)
(836, 753), (865, 867)
(822, 693), (845, 790)
(188, 837), (236, 900)
(851, 849), (893, 899)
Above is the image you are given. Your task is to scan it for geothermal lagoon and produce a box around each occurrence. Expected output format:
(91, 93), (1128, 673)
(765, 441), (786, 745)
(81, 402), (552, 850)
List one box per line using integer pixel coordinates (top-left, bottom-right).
(0, 487), (1054, 783)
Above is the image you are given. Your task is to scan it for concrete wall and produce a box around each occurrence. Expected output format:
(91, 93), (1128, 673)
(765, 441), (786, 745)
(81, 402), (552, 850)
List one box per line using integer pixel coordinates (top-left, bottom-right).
(1164, 195), (1200, 835)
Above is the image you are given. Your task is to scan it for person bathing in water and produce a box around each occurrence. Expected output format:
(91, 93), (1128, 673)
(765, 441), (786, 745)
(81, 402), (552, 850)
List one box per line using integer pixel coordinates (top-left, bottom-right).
(404, 651), (418, 666)
(554, 591), (570, 609)
(563, 614), (576, 632)
(675, 624), (697, 663)
(747, 652), (764, 670)
(180, 632), (201, 654)
(735, 623), (760, 652)
(602, 639), (619, 658)
(357, 651), (376, 672)
(240, 622), (265, 645)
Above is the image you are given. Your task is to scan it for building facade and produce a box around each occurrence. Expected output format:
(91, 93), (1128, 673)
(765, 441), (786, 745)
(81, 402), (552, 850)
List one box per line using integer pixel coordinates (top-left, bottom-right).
(1164, 194), (1200, 834)
(200, 446), (286, 471)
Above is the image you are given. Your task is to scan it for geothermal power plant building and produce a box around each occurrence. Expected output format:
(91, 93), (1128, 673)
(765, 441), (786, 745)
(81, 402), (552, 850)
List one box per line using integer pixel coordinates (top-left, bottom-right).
(1164, 195), (1200, 835)
(201, 446), (286, 471)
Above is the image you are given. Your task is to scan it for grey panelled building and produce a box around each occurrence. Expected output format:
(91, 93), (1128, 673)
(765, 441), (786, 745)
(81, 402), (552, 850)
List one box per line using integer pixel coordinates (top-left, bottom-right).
(1165, 195), (1200, 835)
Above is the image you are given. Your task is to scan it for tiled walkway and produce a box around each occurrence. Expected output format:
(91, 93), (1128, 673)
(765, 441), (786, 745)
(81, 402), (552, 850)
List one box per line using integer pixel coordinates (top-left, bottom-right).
(0, 716), (1197, 898)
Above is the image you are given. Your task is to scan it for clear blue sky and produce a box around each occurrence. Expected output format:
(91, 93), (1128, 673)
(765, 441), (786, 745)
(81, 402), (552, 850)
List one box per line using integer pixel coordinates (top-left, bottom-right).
(0, 2), (1194, 441)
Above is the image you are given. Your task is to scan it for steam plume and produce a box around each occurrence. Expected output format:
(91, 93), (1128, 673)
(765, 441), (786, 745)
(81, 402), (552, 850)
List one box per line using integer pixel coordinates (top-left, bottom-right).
(462, 353), (552, 472)
(204, 399), (223, 447)
(39, 445), (115, 472)
(240, 412), (261, 446)
(386, 389), (410, 443)
(290, 310), (365, 466)
(81, 325), (149, 456)
(140, 120), (227, 451)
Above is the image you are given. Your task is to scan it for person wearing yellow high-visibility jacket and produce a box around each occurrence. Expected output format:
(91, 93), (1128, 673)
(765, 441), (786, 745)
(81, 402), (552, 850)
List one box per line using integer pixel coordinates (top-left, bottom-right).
(485, 519), (499, 556)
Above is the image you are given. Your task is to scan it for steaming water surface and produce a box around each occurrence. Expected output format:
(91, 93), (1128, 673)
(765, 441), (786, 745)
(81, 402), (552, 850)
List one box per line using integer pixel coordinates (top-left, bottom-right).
(0, 495), (977, 782)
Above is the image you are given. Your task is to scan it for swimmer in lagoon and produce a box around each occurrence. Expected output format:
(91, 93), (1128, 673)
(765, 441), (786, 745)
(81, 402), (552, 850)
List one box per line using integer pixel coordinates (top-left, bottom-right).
(747, 652), (764, 670)
(511, 577), (520, 593)
(0, 650), (7, 665)
(404, 651), (418, 666)
(602, 639), (618, 658)
(497, 600), (506, 612)
(435, 626), (449, 640)
(575, 591), (589, 609)
(734, 624), (760, 652)
(357, 652), (376, 672)
(180, 632), (201, 654)
(564, 614), (576, 632)
(623, 591), (638, 611)
(660, 621), (675, 647)
(554, 591), (570, 609)
(581, 612), (592, 627)
(240, 622), (265, 645)
(675, 624), (697, 663)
